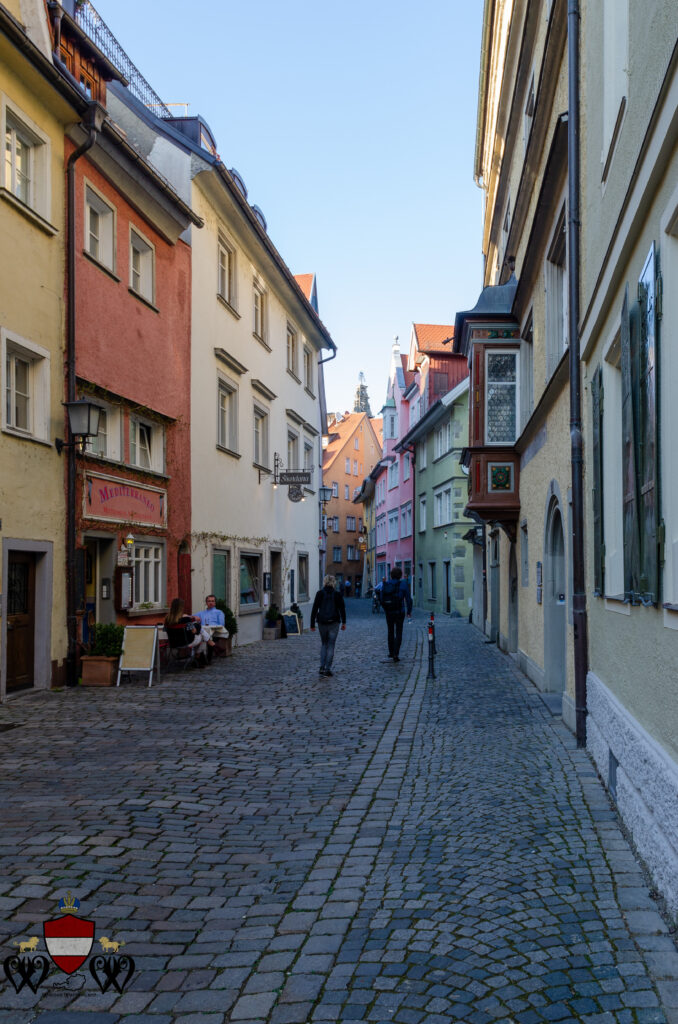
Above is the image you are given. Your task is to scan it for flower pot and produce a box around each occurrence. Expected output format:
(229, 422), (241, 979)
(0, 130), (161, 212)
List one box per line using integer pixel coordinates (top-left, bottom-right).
(81, 655), (118, 686)
(263, 626), (277, 641)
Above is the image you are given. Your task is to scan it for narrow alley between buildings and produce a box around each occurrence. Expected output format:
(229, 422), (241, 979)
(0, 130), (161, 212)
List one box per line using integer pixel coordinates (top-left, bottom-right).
(0, 601), (676, 1024)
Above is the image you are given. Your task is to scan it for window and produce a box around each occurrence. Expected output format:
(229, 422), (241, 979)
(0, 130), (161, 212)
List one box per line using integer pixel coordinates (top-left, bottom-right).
(253, 404), (269, 467)
(217, 378), (238, 453)
(524, 72), (535, 152)
(344, 484), (350, 500)
(419, 439), (427, 470)
(434, 486), (452, 527)
(388, 460), (398, 489)
(133, 542), (163, 606)
(85, 185), (115, 270)
(520, 313), (534, 431)
(347, 545), (356, 561)
(403, 452), (410, 480)
(239, 553), (261, 606)
(332, 481), (338, 498)
(3, 335), (47, 442)
(287, 430), (299, 470)
(353, 459), (358, 476)
(218, 234), (236, 307)
(298, 554), (309, 600)
(346, 515), (356, 531)
(345, 457), (351, 473)
(83, 399), (121, 460)
(332, 546), (342, 563)
(304, 441), (313, 472)
(354, 436), (360, 450)
(545, 206), (567, 376)
(253, 282), (267, 341)
(287, 324), (298, 376)
(129, 227), (154, 303)
(388, 510), (399, 541)
(129, 416), (164, 472)
(428, 562), (437, 600)
(419, 496), (426, 532)
(485, 351), (519, 444)
(303, 348), (313, 392)
(212, 549), (231, 606)
(433, 372), (448, 397)
(3, 106), (49, 218)
(332, 516), (339, 532)
(434, 420), (451, 459)
(401, 503), (412, 538)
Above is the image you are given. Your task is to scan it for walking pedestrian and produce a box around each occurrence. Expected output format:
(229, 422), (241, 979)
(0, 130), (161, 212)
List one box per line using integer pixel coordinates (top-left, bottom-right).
(378, 566), (412, 662)
(310, 574), (346, 677)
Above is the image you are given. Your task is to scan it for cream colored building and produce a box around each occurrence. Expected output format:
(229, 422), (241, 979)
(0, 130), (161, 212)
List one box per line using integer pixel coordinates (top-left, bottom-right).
(106, 89), (336, 644)
(457, 0), (576, 721)
(579, 1), (678, 914)
(0, 0), (82, 696)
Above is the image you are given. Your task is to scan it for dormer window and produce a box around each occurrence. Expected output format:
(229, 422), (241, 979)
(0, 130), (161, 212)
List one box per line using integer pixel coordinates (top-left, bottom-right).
(485, 351), (518, 444)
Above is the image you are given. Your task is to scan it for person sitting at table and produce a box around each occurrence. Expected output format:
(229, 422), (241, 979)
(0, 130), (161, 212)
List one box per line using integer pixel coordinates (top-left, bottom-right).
(164, 598), (208, 667)
(196, 594), (229, 661)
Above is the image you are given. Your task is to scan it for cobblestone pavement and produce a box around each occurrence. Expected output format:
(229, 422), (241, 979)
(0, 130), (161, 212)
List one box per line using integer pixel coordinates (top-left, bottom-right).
(1, 600), (677, 1024)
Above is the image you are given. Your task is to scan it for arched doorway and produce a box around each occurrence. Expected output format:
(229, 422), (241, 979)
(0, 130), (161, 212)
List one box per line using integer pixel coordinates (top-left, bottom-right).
(508, 543), (518, 653)
(544, 502), (566, 691)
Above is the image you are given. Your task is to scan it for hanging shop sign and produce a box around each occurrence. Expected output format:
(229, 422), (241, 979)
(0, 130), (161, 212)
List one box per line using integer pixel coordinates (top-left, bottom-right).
(83, 472), (167, 528)
(278, 471), (312, 486)
(287, 485), (304, 503)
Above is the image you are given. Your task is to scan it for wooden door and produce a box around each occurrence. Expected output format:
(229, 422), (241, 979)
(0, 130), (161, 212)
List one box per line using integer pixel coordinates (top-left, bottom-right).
(6, 552), (35, 691)
(444, 562), (451, 614)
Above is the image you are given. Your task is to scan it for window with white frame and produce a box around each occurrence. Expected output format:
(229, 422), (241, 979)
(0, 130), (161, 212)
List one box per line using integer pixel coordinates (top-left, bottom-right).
(83, 398), (121, 460)
(332, 546), (342, 562)
(253, 403), (269, 467)
(129, 227), (154, 303)
(400, 503), (412, 538)
(4, 105), (50, 218)
(217, 377), (238, 453)
(2, 332), (50, 441)
(388, 510), (399, 541)
(253, 282), (267, 341)
(332, 481), (338, 497)
(218, 233), (236, 307)
(129, 415), (164, 472)
(485, 350), (519, 444)
(419, 496), (426, 532)
(344, 484), (350, 500)
(434, 420), (451, 459)
(85, 184), (115, 271)
(298, 554), (309, 600)
(376, 516), (386, 547)
(303, 347), (313, 391)
(419, 439), (427, 469)
(353, 459), (358, 476)
(545, 206), (568, 376)
(403, 452), (411, 480)
(345, 457), (351, 473)
(354, 436), (360, 450)
(388, 460), (398, 489)
(433, 485), (452, 527)
(133, 542), (163, 606)
(347, 544), (356, 561)
(287, 430), (299, 470)
(346, 515), (356, 531)
(286, 324), (299, 376)
(303, 440), (313, 475)
(332, 515), (339, 532)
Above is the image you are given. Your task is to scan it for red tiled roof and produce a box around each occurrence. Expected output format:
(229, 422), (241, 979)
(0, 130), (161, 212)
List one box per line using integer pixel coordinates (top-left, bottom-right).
(413, 323), (455, 353)
(294, 274), (314, 301)
(323, 413), (364, 470)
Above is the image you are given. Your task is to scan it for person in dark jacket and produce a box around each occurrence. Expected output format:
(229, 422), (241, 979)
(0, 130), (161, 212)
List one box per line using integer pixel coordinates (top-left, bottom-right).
(378, 566), (412, 662)
(310, 574), (346, 676)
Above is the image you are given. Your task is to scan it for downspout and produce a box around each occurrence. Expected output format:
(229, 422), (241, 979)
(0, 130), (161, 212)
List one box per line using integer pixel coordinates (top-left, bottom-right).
(318, 346), (337, 366)
(65, 102), (105, 687)
(567, 0), (588, 746)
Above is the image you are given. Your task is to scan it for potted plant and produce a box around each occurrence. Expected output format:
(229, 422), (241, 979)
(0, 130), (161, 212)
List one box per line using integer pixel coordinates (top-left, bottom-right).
(81, 623), (124, 686)
(215, 600), (238, 655)
(263, 604), (280, 641)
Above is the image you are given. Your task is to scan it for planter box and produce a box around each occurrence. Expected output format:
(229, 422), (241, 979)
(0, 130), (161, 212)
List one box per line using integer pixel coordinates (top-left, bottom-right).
(263, 626), (278, 641)
(81, 655), (118, 686)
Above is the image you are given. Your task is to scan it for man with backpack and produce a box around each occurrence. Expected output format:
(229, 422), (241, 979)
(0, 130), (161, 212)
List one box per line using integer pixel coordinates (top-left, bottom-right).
(310, 574), (346, 676)
(379, 566), (412, 662)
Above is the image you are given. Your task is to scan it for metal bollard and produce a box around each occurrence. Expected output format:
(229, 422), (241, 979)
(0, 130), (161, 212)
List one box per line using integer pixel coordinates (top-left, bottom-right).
(429, 612), (436, 655)
(427, 622), (436, 680)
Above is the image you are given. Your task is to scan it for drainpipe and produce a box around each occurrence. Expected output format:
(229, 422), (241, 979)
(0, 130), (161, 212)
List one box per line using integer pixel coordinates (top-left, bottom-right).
(65, 102), (105, 688)
(567, 0), (588, 746)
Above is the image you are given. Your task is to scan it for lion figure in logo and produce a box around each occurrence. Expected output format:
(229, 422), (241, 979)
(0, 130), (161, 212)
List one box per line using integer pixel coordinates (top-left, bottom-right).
(98, 937), (125, 953)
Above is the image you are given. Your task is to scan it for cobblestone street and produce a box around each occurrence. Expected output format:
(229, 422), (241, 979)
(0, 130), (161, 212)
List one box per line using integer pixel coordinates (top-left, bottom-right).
(1, 600), (677, 1024)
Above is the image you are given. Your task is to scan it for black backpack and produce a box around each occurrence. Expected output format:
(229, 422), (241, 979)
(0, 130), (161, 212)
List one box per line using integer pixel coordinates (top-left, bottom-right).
(380, 580), (402, 614)
(318, 588), (338, 624)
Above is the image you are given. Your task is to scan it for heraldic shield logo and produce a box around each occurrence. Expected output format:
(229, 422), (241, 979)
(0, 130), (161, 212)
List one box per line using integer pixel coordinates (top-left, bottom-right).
(42, 894), (94, 975)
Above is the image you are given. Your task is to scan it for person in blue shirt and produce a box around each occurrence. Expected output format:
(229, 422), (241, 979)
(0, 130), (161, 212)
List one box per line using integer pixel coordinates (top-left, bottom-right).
(196, 594), (228, 661)
(378, 566), (412, 662)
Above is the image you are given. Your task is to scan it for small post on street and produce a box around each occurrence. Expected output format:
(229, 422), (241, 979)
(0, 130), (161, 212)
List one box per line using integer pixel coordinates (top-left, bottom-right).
(427, 622), (436, 680)
(429, 612), (436, 655)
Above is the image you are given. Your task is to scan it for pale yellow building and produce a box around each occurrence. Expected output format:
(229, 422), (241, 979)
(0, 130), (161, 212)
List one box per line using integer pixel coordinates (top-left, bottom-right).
(0, 0), (84, 695)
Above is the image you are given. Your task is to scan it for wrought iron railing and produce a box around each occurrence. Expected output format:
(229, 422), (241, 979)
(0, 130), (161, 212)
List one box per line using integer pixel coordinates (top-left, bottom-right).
(74, 0), (172, 118)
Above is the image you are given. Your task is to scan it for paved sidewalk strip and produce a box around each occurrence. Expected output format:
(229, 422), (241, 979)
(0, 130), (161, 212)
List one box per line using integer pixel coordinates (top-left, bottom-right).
(0, 602), (675, 1023)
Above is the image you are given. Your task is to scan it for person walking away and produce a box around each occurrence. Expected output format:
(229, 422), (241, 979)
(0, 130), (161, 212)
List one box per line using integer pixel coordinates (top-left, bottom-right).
(310, 574), (346, 676)
(379, 566), (412, 662)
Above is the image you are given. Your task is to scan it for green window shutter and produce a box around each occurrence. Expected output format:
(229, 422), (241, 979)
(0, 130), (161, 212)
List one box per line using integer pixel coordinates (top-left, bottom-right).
(212, 551), (228, 603)
(620, 285), (641, 600)
(591, 366), (604, 595)
(638, 244), (659, 604)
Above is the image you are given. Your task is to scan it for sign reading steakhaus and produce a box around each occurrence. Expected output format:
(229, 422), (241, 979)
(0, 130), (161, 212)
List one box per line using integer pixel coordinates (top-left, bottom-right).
(278, 471), (312, 485)
(83, 472), (167, 528)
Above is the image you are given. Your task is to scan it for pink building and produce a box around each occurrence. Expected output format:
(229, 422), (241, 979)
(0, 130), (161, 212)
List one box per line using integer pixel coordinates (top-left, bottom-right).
(375, 342), (416, 584)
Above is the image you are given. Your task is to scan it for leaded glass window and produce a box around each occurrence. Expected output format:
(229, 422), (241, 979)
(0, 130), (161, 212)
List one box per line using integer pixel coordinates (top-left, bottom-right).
(486, 351), (518, 444)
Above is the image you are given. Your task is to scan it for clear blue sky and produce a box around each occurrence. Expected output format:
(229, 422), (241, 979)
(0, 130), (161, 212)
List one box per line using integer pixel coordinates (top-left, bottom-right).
(94, 0), (484, 415)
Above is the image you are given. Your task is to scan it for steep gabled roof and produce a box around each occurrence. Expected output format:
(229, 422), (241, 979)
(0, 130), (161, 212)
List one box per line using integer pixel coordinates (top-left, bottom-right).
(294, 274), (314, 301)
(413, 323), (455, 353)
(401, 354), (416, 392)
(322, 413), (364, 471)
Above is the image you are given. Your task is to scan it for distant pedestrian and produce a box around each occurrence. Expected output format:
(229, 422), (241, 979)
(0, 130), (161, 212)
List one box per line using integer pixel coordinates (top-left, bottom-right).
(310, 575), (346, 677)
(378, 566), (412, 662)
(344, 578), (351, 597)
